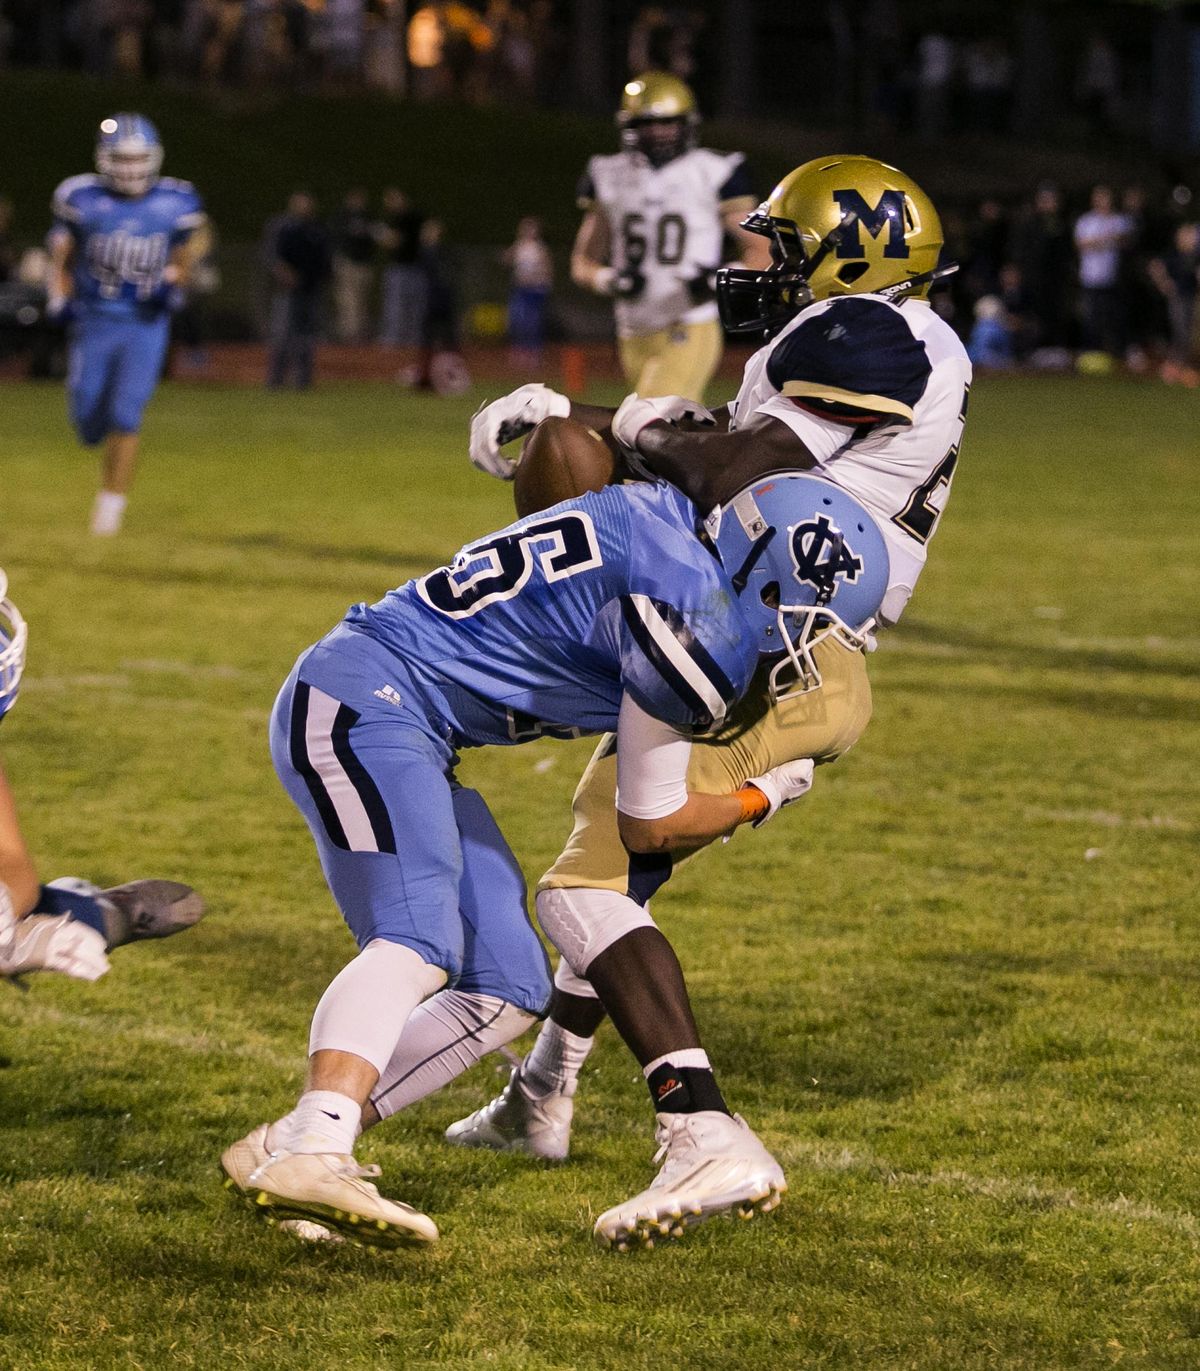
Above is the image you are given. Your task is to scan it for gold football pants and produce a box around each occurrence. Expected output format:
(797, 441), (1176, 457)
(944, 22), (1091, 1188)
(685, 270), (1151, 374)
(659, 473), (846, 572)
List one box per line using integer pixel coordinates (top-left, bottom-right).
(539, 638), (872, 898)
(618, 318), (724, 403)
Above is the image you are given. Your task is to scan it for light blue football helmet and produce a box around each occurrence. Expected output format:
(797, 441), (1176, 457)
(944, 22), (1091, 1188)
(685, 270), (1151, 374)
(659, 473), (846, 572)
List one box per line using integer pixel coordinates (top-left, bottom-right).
(707, 473), (889, 699)
(0, 571), (28, 722)
(96, 113), (163, 196)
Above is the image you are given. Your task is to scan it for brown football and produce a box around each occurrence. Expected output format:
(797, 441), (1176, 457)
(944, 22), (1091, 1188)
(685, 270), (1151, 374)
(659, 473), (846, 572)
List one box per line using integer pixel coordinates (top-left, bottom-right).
(513, 416), (617, 519)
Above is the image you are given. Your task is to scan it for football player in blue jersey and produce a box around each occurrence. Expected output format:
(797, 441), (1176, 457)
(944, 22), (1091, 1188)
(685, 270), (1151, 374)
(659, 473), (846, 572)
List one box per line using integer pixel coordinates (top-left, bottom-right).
(48, 115), (210, 536)
(461, 155), (971, 1249)
(220, 466), (888, 1249)
(0, 570), (205, 982)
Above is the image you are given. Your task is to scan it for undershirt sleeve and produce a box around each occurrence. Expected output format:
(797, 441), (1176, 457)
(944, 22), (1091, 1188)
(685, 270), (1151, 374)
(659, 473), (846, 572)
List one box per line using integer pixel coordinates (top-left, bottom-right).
(614, 692), (693, 820)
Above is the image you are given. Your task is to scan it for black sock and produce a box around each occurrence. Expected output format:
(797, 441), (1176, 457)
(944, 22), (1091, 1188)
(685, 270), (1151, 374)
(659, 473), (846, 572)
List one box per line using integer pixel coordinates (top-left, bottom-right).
(645, 1061), (730, 1115)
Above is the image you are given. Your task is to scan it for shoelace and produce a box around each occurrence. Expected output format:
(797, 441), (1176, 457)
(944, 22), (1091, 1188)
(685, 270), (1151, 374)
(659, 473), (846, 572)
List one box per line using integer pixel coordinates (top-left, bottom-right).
(335, 1159), (382, 1182)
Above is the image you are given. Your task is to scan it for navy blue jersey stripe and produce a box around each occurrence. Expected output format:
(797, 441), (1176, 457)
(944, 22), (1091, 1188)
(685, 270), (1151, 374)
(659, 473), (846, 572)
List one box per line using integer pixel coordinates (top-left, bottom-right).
(620, 595), (737, 730)
(289, 681), (350, 851)
(620, 596), (709, 726)
(330, 704), (397, 855)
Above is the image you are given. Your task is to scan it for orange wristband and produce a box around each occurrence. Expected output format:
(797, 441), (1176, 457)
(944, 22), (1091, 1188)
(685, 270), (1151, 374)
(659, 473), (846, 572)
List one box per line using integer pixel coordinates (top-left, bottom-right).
(736, 784), (771, 825)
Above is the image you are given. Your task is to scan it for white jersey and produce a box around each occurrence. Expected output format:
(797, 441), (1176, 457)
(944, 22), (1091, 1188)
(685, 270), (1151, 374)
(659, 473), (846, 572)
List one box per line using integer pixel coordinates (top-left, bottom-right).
(729, 295), (972, 625)
(579, 147), (753, 338)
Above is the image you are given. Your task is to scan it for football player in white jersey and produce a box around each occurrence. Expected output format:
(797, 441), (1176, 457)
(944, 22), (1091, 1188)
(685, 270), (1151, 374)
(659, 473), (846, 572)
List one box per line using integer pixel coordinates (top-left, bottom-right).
(0, 569), (205, 982)
(572, 72), (769, 402)
(462, 156), (971, 1251)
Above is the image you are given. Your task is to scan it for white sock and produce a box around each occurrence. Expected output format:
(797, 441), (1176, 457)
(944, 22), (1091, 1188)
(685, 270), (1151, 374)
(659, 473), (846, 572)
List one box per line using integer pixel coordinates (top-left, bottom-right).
(643, 1048), (711, 1078)
(308, 938), (447, 1073)
(288, 1090), (362, 1156)
(264, 1108), (299, 1153)
(90, 490), (127, 536)
(370, 990), (536, 1122)
(522, 1019), (594, 1098)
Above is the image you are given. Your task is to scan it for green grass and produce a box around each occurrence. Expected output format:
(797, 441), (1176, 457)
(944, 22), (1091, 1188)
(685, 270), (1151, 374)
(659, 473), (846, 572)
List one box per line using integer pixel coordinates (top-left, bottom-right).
(0, 373), (1198, 1370)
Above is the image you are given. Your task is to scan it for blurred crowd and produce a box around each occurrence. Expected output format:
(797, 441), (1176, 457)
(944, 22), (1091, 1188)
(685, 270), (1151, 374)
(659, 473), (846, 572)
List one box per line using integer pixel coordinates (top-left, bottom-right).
(944, 181), (1200, 383)
(257, 186), (551, 389)
(0, 0), (567, 102)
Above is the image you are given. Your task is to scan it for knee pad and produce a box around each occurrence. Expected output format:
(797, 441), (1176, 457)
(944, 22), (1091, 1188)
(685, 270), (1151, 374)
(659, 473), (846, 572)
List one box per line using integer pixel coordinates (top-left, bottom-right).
(535, 886), (658, 978)
(553, 958), (598, 999)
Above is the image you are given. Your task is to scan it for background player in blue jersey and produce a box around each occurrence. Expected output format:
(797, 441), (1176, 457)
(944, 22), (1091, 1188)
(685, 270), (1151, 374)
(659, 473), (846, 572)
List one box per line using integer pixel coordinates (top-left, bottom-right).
(0, 569), (206, 982)
(221, 472), (887, 1249)
(48, 114), (210, 536)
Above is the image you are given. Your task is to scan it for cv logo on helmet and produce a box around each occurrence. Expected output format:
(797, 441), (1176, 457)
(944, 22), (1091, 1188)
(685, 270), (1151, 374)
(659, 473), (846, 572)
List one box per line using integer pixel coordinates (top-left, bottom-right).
(789, 516), (863, 604)
(833, 188), (910, 259)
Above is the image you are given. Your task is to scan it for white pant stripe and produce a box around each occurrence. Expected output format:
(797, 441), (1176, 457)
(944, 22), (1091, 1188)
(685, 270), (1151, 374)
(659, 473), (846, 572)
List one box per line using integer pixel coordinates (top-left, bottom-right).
(304, 687), (381, 853)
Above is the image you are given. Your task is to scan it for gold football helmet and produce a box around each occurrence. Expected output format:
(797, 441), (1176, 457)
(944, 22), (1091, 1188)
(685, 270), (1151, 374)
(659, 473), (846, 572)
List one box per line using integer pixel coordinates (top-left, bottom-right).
(717, 155), (954, 335)
(617, 72), (699, 166)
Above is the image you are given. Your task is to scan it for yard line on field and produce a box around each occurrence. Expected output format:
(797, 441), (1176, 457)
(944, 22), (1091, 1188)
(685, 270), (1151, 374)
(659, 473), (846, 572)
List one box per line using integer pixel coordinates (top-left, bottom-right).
(783, 1140), (1200, 1236)
(1025, 806), (1194, 832)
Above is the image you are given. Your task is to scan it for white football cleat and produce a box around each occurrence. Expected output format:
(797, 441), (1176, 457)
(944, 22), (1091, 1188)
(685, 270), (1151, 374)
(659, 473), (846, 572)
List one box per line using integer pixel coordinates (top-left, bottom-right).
(232, 1148), (438, 1249)
(594, 1111), (786, 1252)
(443, 1066), (573, 1160)
(221, 1125), (341, 1244)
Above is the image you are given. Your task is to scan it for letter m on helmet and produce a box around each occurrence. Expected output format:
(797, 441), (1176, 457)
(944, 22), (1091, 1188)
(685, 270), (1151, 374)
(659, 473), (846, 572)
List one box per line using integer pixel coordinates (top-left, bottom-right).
(833, 188), (910, 259)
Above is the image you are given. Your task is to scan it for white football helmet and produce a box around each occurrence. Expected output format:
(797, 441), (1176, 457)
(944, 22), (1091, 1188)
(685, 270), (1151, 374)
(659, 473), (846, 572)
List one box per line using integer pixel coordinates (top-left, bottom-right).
(0, 570), (28, 721)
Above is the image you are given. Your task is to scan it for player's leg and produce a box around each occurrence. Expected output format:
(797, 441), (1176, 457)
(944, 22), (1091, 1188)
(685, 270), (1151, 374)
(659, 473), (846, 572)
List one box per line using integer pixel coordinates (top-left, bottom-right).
(368, 785), (551, 1127)
(448, 642), (871, 1243)
(633, 319), (723, 404)
(91, 316), (171, 535)
(67, 318), (119, 452)
(222, 665), (464, 1247)
(617, 330), (655, 393)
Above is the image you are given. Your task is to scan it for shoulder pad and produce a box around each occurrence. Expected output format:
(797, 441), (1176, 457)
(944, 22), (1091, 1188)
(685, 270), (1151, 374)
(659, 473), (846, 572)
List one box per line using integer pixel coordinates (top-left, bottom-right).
(51, 173), (102, 221)
(767, 296), (932, 427)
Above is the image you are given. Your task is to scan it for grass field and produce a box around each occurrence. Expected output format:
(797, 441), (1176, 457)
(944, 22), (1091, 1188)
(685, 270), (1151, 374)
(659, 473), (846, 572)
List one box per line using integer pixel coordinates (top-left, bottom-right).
(1, 373), (1198, 1370)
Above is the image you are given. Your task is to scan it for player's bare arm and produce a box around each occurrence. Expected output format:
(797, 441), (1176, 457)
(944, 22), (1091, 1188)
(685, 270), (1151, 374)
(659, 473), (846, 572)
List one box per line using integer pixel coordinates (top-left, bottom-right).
(46, 230), (75, 311)
(570, 207), (614, 294)
(165, 216), (212, 287)
(626, 409), (818, 512)
(0, 764), (40, 917)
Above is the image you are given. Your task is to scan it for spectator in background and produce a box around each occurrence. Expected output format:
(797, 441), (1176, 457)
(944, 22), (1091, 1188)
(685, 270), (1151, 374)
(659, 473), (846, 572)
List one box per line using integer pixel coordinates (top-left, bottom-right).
(503, 215), (552, 367)
(1076, 32), (1120, 136)
(914, 31), (955, 140)
(0, 197), (15, 283)
(376, 186), (427, 347)
(962, 36), (1012, 133)
(966, 295), (1014, 369)
(330, 188), (376, 343)
(1074, 184), (1132, 357)
(409, 218), (469, 393)
(1010, 182), (1074, 352)
(1149, 222), (1200, 385)
(962, 197), (1009, 301)
(266, 190), (332, 390)
(997, 263), (1038, 362)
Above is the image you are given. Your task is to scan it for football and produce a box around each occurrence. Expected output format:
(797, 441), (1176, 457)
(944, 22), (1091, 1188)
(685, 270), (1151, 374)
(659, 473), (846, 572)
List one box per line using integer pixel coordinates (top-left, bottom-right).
(513, 415), (617, 518)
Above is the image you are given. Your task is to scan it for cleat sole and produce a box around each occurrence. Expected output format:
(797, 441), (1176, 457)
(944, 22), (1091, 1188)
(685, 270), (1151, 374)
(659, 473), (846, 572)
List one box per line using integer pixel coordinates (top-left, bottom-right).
(599, 1180), (787, 1252)
(220, 1171), (434, 1251)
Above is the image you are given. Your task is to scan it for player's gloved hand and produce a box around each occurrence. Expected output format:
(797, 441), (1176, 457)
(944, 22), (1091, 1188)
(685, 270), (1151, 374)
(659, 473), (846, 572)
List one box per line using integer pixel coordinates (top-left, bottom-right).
(0, 910), (110, 982)
(742, 758), (815, 827)
(593, 266), (647, 300)
(611, 393), (716, 470)
(469, 382), (571, 480)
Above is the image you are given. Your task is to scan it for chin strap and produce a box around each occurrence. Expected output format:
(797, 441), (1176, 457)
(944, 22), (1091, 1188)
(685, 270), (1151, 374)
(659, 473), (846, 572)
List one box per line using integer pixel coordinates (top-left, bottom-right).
(875, 262), (960, 303)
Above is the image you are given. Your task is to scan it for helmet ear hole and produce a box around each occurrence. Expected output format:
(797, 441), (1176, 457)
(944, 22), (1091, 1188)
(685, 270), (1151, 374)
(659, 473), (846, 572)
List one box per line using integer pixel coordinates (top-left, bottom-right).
(837, 262), (870, 286)
(760, 580), (781, 609)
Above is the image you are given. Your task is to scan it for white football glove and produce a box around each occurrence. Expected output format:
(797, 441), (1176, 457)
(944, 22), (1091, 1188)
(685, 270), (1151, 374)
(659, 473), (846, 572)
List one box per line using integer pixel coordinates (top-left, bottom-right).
(610, 393), (716, 471)
(0, 911), (110, 982)
(469, 382), (570, 480)
(743, 758), (815, 827)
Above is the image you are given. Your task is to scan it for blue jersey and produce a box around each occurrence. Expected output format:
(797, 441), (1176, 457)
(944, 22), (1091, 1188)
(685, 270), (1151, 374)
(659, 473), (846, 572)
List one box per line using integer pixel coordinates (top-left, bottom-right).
(346, 483), (758, 747)
(51, 174), (205, 318)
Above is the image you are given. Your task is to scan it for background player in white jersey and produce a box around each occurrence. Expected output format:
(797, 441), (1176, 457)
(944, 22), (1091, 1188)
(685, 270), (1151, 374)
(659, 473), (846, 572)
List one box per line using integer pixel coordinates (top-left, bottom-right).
(571, 72), (769, 402)
(461, 155), (971, 1249)
(0, 570), (205, 982)
(48, 115), (210, 535)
